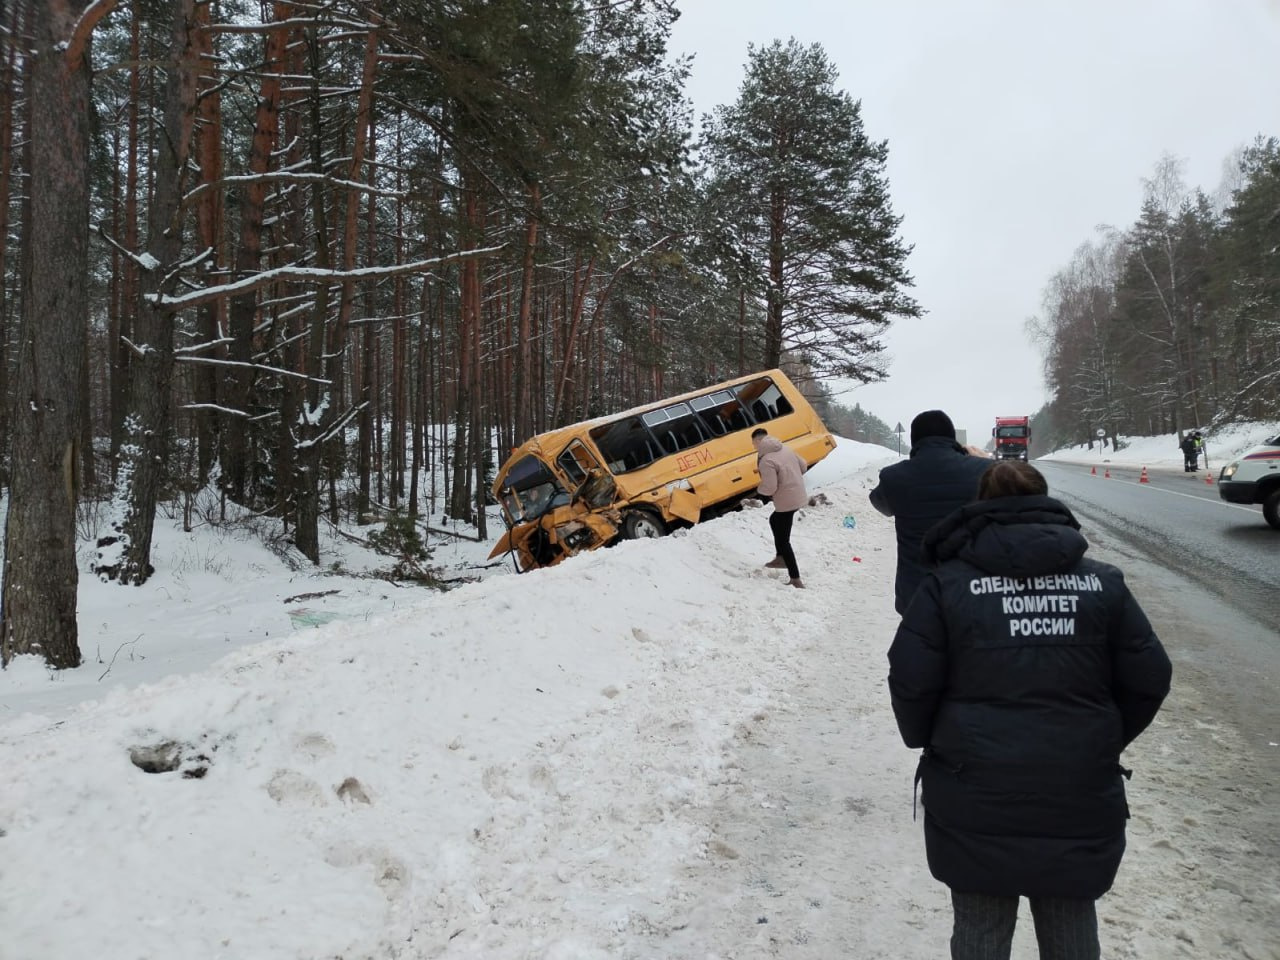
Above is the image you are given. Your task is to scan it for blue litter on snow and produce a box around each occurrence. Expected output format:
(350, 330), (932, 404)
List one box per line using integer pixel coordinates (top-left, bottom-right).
(287, 607), (348, 629)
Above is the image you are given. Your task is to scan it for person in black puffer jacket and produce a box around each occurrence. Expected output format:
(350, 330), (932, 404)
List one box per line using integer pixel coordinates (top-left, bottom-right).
(887, 461), (1171, 960)
(870, 410), (992, 615)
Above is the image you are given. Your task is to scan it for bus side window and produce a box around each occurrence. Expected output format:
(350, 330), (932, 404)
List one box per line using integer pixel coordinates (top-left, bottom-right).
(677, 419), (705, 447)
(751, 399), (769, 422)
(727, 408), (749, 431)
(776, 395), (793, 416)
(557, 450), (587, 485)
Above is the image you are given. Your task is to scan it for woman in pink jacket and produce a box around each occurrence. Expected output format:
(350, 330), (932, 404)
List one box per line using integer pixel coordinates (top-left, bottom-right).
(752, 428), (809, 588)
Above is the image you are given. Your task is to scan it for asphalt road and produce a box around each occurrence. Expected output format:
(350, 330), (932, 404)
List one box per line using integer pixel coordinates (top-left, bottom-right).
(1038, 459), (1275, 623)
(1036, 458), (1278, 761)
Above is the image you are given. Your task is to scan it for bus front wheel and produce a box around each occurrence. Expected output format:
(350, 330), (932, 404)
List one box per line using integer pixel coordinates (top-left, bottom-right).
(622, 510), (666, 540)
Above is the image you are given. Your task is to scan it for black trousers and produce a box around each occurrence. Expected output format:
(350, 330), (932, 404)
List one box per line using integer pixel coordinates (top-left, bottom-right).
(769, 509), (799, 579)
(950, 890), (1099, 960)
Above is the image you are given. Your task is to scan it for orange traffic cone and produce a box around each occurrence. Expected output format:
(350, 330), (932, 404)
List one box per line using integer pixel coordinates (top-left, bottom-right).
(1139, 466), (1150, 484)
(1204, 471), (1214, 485)
(1090, 466), (1097, 476)
(1104, 468), (1111, 479)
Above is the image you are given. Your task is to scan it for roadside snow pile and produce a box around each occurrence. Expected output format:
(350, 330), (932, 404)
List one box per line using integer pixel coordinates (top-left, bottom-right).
(1040, 420), (1280, 469)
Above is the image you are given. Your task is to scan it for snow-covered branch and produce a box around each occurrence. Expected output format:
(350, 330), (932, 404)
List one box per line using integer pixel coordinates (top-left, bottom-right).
(174, 356), (332, 385)
(163, 247), (214, 287)
(146, 245), (508, 311)
(184, 171), (406, 206)
(297, 402), (367, 451)
(180, 403), (249, 417)
(94, 224), (158, 272)
(175, 337), (234, 356)
(204, 16), (378, 35)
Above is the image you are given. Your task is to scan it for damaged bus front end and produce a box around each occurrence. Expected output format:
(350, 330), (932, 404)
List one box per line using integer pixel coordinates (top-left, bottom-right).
(488, 437), (624, 572)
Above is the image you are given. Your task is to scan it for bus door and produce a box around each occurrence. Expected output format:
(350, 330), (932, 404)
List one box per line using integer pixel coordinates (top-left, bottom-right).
(555, 440), (617, 509)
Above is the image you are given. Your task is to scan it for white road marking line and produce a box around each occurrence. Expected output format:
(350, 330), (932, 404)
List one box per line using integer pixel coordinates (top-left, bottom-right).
(1045, 464), (1261, 513)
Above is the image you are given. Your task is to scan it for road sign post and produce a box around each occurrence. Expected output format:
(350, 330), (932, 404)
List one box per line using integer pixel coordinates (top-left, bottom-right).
(895, 421), (904, 457)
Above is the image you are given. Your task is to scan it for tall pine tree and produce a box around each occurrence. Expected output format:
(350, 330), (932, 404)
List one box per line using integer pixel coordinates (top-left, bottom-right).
(702, 38), (919, 381)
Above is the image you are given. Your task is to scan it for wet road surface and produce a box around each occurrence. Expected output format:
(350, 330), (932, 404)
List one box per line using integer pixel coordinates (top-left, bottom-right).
(1037, 459), (1277, 763)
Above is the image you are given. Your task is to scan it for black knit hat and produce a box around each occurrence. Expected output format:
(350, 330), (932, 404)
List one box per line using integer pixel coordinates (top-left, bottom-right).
(910, 409), (955, 446)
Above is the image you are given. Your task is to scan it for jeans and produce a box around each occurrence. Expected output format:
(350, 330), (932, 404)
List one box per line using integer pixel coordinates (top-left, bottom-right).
(950, 890), (1099, 960)
(769, 509), (799, 579)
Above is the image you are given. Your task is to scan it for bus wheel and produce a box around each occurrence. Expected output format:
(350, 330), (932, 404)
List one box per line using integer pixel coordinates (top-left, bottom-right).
(623, 510), (666, 540)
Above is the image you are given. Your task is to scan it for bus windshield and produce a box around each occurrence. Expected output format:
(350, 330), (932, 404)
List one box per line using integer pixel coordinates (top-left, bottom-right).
(497, 455), (567, 524)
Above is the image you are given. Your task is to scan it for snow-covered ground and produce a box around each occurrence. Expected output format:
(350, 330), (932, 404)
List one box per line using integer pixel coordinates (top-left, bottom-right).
(1, 433), (1277, 959)
(1038, 421), (1280, 472)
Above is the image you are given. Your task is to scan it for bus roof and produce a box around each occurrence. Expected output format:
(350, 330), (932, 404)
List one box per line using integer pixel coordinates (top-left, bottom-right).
(499, 368), (797, 468)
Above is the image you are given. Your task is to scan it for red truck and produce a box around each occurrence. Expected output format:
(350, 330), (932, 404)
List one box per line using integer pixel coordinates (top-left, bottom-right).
(993, 416), (1031, 460)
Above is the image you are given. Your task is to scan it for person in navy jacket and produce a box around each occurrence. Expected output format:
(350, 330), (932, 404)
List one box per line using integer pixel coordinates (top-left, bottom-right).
(870, 410), (991, 615)
(888, 460), (1171, 960)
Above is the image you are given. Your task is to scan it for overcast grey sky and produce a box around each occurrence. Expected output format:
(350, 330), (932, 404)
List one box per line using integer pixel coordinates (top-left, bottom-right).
(669, 0), (1280, 443)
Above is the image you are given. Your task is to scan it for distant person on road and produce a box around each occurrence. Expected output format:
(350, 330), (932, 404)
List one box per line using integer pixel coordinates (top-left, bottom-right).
(1180, 433), (1198, 472)
(753, 428), (809, 589)
(887, 461), (1171, 960)
(869, 410), (992, 615)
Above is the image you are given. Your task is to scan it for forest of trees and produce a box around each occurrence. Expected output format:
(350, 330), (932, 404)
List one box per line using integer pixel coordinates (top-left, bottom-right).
(1028, 146), (1280, 452)
(0, 2), (919, 666)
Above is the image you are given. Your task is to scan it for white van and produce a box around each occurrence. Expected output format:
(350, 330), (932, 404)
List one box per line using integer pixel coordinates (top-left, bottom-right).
(1217, 434), (1280, 529)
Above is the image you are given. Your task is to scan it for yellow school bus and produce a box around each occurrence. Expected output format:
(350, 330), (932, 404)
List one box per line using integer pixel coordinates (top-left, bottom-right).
(489, 369), (836, 571)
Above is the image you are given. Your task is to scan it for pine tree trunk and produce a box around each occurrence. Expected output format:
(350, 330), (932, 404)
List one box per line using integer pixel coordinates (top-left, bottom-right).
(273, 57), (306, 526)
(0, 1), (20, 485)
(766, 186), (785, 368)
(337, 26), (379, 522)
(293, 32), (334, 565)
(550, 253), (595, 426)
(390, 118), (406, 508)
(1, 0), (104, 666)
(113, 0), (199, 586)
(111, 5), (141, 470)
(514, 182), (540, 442)
(79, 342), (96, 491)
(223, 1), (291, 501)
(191, 0), (223, 486)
